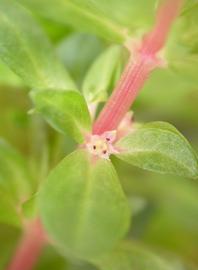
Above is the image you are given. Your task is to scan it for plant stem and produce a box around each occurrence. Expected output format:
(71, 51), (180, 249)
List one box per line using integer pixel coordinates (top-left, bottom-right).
(6, 219), (46, 270)
(93, 0), (182, 135)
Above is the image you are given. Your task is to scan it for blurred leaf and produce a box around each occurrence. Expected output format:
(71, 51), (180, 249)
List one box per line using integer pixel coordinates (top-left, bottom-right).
(36, 245), (98, 270)
(37, 17), (72, 44)
(0, 139), (33, 202)
(18, 0), (158, 42)
(0, 139), (33, 226)
(0, 0), (75, 89)
(36, 246), (68, 270)
(57, 33), (105, 85)
(0, 87), (31, 154)
(136, 175), (198, 262)
(135, 68), (198, 125)
(166, 3), (198, 83)
(182, 0), (198, 15)
(68, 262), (97, 270)
(82, 45), (124, 103)
(116, 157), (198, 262)
(95, 241), (174, 270)
(31, 89), (91, 143)
(0, 60), (22, 87)
(0, 224), (20, 270)
(22, 195), (38, 219)
(116, 122), (198, 178)
(39, 150), (130, 260)
(0, 192), (21, 227)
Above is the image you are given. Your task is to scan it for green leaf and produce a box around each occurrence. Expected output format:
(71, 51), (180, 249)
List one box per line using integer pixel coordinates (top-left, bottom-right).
(182, 0), (198, 14)
(18, 0), (157, 43)
(22, 195), (38, 219)
(82, 45), (124, 103)
(31, 89), (91, 143)
(0, 191), (21, 227)
(115, 122), (198, 178)
(35, 246), (68, 270)
(0, 59), (22, 87)
(0, 86), (32, 152)
(38, 150), (130, 260)
(0, 139), (33, 202)
(0, 0), (75, 89)
(0, 139), (33, 226)
(17, 0), (125, 43)
(57, 33), (105, 85)
(95, 242), (175, 270)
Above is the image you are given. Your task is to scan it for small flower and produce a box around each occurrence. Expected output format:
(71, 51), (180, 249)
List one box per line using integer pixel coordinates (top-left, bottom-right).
(86, 130), (118, 159)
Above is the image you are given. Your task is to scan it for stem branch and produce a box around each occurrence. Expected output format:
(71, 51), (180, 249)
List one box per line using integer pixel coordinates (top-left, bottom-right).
(6, 219), (46, 270)
(93, 0), (182, 134)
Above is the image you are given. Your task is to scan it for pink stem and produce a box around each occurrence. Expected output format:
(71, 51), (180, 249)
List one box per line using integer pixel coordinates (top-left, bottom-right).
(93, 0), (182, 135)
(6, 219), (46, 270)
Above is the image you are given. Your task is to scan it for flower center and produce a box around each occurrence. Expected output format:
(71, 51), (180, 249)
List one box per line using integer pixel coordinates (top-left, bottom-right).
(86, 131), (117, 159)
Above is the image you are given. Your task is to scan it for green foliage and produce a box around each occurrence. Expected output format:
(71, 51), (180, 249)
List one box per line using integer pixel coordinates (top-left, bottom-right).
(0, 0), (198, 269)
(0, 139), (33, 226)
(83, 45), (124, 103)
(166, 3), (198, 83)
(57, 33), (105, 85)
(116, 122), (198, 178)
(0, 224), (20, 270)
(117, 164), (198, 264)
(35, 246), (68, 270)
(0, 0), (75, 89)
(95, 242), (174, 270)
(0, 60), (22, 87)
(17, 0), (157, 42)
(22, 195), (38, 219)
(38, 150), (130, 260)
(31, 89), (91, 143)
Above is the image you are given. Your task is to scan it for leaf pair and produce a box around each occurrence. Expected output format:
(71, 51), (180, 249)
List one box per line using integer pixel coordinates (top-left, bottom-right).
(17, 0), (198, 87)
(0, 0), (92, 143)
(0, 0), (129, 144)
(38, 121), (198, 261)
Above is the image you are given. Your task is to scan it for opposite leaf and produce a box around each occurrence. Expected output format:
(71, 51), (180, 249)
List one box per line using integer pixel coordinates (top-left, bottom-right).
(0, 0), (75, 89)
(116, 122), (198, 178)
(31, 89), (91, 143)
(38, 150), (130, 260)
(95, 241), (174, 270)
(83, 45), (124, 103)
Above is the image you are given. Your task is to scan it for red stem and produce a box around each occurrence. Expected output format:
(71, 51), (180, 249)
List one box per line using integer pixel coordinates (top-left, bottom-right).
(93, 0), (182, 135)
(6, 219), (46, 270)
